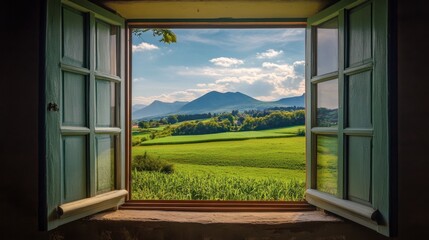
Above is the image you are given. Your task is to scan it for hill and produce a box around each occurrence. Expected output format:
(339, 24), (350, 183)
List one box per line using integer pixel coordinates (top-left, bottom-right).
(178, 91), (260, 114)
(132, 100), (188, 120)
(133, 91), (305, 120)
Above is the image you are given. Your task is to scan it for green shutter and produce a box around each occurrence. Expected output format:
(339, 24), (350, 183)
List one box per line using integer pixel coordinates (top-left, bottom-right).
(44, 0), (126, 230)
(305, 0), (392, 236)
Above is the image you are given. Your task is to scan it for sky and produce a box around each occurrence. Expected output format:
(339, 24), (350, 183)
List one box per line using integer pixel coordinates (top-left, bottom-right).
(132, 28), (305, 106)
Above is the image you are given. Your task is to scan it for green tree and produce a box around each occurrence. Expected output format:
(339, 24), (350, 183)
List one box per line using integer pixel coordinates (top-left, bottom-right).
(133, 29), (177, 44)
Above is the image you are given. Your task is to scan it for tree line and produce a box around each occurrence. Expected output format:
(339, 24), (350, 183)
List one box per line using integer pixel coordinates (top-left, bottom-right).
(137, 109), (305, 136)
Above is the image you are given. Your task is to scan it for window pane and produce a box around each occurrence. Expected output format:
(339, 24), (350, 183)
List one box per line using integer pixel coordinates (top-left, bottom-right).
(317, 79), (338, 127)
(62, 7), (86, 67)
(316, 135), (338, 196)
(62, 72), (87, 127)
(96, 135), (115, 194)
(96, 20), (118, 76)
(347, 71), (372, 128)
(316, 18), (338, 75)
(96, 80), (118, 127)
(62, 136), (87, 203)
(348, 4), (372, 66)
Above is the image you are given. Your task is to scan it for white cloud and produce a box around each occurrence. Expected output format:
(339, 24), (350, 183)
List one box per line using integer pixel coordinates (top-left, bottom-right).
(256, 49), (284, 59)
(132, 42), (159, 52)
(175, 60), (305, 102)
(133, 77), (145, 82)
(209, 57), (244, 67)
(133, 87), (228, 105)
(180, 29), (304, 51)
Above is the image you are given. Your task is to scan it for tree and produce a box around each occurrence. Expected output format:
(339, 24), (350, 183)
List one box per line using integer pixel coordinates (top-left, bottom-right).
(133, 29), (177, 44)
(167, 115), (178, 124)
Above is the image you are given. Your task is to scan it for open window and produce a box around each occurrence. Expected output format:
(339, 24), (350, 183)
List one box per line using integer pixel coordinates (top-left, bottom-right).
(305, 0), (392, 236)
(43, 0), (126, 230)
(42, 0), (392, 236)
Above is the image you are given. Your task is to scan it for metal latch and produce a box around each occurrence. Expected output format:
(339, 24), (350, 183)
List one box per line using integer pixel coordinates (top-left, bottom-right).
(47, 102), (59, 112)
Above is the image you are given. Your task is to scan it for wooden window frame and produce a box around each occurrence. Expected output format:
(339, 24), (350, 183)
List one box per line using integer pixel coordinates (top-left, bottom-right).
(304, 0), (392, 236)
(122, 20), (315, 212)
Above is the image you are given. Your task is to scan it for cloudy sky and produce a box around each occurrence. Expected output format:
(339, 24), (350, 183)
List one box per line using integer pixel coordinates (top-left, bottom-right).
(132, 28), (305, 106)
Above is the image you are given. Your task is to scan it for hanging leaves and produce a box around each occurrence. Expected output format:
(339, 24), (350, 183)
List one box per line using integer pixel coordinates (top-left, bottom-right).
(133, 28), (177, 44)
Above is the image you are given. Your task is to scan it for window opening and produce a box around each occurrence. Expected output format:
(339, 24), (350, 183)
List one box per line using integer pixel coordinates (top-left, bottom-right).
(130, 28), (306, 201)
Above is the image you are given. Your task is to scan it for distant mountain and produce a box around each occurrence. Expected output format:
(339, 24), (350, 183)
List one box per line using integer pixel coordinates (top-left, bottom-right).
(132, 104), (146, 113)
(132, 100), (188, 120)
(274, 94), (305, 107)
(133, 91), (305, 120)
(178, 91), (260, 114)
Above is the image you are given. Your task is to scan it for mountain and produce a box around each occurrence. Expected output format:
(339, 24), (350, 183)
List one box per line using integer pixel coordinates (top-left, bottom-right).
(178, 91), (260, 114)
(133, 91), (305, 120)
(274, 94), (305, 107)
(132, 104), (146, 113)
(132, 100), (188, 120)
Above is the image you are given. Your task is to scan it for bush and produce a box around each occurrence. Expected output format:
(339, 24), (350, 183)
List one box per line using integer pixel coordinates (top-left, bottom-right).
(132, 152), (175, 174)
(296, 128), (305, 136)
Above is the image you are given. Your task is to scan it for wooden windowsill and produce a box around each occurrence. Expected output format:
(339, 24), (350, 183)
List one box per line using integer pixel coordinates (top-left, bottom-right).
(88, 209), (342, 225)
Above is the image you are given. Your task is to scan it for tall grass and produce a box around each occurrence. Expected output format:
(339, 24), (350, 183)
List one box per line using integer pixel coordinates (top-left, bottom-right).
(132, 170), (305, 201)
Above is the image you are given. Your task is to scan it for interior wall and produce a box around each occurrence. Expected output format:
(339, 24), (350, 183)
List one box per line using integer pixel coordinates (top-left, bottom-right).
(396, 0), (429, 238)
(0, 0), (47, 239)
(0, 0), (428, 239)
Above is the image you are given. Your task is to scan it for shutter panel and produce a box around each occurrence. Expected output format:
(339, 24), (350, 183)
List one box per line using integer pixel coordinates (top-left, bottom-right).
(44, 0), (126, 230)
(305, 0), (392, 236)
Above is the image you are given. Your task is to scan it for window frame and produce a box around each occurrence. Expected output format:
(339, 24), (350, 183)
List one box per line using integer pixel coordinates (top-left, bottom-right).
(305, 0), (392, 236)
(43, 0), (127, 230)
(123, 21), (314, 211)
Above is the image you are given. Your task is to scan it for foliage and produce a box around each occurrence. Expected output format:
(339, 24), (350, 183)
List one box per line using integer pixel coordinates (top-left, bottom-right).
(132, 152), (174, 174)
(139, 125), (303, 146)
(297, 128), (306, 136)
(132, 171), (305, 201)
(133, 28), (177, 44)
(316, 108), (338, 127)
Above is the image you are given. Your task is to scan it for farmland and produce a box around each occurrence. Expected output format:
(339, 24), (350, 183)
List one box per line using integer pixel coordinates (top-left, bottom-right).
(131, 125), (309, 200)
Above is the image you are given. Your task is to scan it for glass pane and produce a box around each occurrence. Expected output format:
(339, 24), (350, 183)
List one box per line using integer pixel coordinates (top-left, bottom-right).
(96, 80), (118, 127)
(96, 135), (115, 194)
(62, 7), (86, 67)
(62, 136), (87, 203)
(317, 18), (338, 75)
(96, 20), (118, 76)
(348, 4), (372, 66)
(317, 135), (338, 196)
(316, 79), (338, 127)
(348, 71), (372, 128)
(62, 72), (87, 127)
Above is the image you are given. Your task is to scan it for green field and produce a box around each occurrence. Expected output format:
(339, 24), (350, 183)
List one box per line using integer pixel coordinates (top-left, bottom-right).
(131, 125), (314, 200)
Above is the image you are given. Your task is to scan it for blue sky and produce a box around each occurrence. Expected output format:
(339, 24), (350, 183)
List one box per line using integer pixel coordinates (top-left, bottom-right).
(132, 29), (305, 106)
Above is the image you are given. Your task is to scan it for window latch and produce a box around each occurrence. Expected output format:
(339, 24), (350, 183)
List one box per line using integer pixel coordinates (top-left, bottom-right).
(47, 102), (59, 112)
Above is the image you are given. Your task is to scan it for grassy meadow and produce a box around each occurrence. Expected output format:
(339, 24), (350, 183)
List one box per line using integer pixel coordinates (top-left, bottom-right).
(131, 125), (314, 201)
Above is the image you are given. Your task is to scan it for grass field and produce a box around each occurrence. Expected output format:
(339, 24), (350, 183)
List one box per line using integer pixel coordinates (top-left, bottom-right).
(131, 125), (330, 201)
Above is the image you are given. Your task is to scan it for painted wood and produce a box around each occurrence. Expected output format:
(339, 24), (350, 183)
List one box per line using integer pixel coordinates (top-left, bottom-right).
(347, 136), (372, 204)
(347, 71), (372, 128)
(46, 0), (125, 230)
(62, 6), (86, 67)
(306, 189), (380, 226)
(62, 71), (87, 127)
(46, 0), (62, 230)
(306, 0), (391, 236)
(58, 189), (128, 218)
(348, 3), (372, 67)
(62, 136), (87, 203)
(96, 135), (115, 194)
